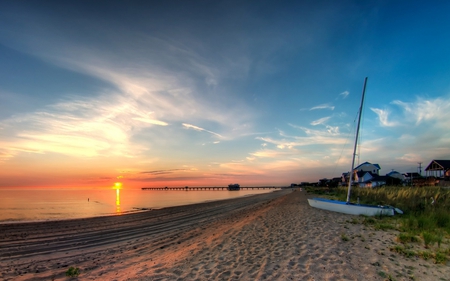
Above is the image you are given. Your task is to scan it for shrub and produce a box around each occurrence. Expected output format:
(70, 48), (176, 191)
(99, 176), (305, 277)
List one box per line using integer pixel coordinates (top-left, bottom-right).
(417, 216), (434, 230)
(434, 210), (450, 228)
(65, 267), (80, 277)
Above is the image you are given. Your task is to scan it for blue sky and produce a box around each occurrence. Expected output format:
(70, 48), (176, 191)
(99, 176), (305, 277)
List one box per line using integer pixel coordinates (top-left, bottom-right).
(1, 1), (449, 188)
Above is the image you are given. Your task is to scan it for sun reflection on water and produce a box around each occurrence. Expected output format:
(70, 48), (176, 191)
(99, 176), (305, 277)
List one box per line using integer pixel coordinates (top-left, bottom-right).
(114, 182), (122, 215)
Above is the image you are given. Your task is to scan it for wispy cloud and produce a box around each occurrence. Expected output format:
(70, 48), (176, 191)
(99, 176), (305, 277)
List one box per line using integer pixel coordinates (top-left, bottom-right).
(310, 116), (331, 126)
(132, 117), (168, 126)
(0, 93), (154, 158)
(372, 96), (450, 129)
(339, 91), (349, 99)
(392, 97), (450, 127)
(288, 123), (341, 138)
(141, 169), (186, 175)
(310, 103), (335, 111)
(370, 108), (398, 127)
(0, 24), (256, 160)
(250, 149), (295, 158)
(182, 123), (223, 138)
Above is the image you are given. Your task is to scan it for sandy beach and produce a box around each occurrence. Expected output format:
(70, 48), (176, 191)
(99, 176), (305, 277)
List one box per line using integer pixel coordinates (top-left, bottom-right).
(1, 189), (449, 281)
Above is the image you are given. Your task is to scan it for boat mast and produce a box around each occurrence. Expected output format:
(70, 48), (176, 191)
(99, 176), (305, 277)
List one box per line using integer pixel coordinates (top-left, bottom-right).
(346, 77), (368, 203)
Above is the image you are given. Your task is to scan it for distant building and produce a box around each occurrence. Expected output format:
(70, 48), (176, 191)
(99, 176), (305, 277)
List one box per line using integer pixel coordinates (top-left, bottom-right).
(387, 170), (404, 181)
(227, 184), (240, 191)
(318, 178), (331, 187)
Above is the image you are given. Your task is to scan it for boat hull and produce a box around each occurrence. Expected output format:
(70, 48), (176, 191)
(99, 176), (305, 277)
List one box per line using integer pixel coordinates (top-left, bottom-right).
(307, 198), (395, 216)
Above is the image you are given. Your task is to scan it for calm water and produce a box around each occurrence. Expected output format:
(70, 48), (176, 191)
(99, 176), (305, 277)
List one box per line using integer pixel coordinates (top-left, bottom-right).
(0, 188), (275, 223)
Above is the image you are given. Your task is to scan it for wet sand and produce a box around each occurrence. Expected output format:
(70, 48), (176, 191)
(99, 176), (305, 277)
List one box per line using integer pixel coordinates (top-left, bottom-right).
(1, 189), (448, 280)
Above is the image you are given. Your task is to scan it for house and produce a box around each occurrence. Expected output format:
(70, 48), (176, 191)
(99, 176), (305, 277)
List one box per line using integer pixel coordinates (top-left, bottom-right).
(425, 160), (450, 179)
(354, 162), (381, 175)
(403, 172), (421, 179)
(425, 160), (450, 187)
(331, 177), (342, 187)
(368, 175), (389, 187)
(387, 171), (404, 181)
(341, 161), (381, 187)
(318, 178), (331, 187)
(356, 171), (378, 186)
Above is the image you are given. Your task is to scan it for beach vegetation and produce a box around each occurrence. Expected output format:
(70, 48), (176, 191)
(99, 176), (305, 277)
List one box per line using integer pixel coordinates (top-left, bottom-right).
(397, 233), (419, 244)
(307, 185), (450, 263)
(435, 251), (447, 264)
(390, 245), (416, 258)
(340, 233), (350, 241)
(65, 266), (80, 277)
(418, 250), (432, 260)
(377, 271), (387, 278)
(374, 222), (396, 231)
(422, 232), (435, 248)
(362, 217), (376, 225)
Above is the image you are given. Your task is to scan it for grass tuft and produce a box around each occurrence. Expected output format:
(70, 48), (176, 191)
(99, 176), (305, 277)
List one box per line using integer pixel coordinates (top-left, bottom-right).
(435, 252), (447, 264)
(341, 233), (350, 241)
(398, 233), (419, 244)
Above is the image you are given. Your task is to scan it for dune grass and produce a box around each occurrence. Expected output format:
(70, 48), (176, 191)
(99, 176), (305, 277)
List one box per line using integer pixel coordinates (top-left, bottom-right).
(306, 185), (450, 264)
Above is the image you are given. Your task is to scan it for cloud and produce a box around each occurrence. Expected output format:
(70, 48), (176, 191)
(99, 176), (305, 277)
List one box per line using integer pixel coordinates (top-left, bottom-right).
(0, 93), (155, 158)
(0, 149), (16, 162)
(0, 23), (259, 161)
(372, 96), (450, 129)
(310, 116), (331, 126)
(392, 97), (450, 127)
(370, 108), (398, 127)
(141, 169), (186, 175)
(339, 91), (349, 99)
(250, 149), (294, 158)
(310, 103), (335, 111)
(132, 117), (168, 126)
(182, 123), (223, 138)
(288, 123), (341, 138)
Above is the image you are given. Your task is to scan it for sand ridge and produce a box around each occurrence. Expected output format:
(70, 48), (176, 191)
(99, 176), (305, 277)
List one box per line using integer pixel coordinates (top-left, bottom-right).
(1, 190), (449, 280)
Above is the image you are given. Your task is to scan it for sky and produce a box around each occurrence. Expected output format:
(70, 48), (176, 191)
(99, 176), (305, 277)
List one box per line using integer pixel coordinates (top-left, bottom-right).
(1, 0), (450, 189)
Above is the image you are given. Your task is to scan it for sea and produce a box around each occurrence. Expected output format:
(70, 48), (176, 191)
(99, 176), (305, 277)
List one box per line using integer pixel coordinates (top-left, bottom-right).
(0, 188), (275, 223)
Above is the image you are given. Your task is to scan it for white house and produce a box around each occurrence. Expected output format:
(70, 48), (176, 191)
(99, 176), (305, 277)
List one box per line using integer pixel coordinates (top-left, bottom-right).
(342, 162), (382, 187)
(354, 162), (381, 175)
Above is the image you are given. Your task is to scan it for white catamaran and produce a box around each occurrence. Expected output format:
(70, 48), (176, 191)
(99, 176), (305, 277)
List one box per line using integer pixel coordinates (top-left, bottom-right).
(307, 77), (403, 216)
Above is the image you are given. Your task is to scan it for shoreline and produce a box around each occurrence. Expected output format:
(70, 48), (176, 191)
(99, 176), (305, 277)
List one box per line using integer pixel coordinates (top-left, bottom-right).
(1, 189), (448, 280)
(0, 188), (277, 224)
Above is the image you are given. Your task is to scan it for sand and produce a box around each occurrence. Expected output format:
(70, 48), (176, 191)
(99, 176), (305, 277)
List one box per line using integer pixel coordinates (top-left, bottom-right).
(1, 189), (449, 281)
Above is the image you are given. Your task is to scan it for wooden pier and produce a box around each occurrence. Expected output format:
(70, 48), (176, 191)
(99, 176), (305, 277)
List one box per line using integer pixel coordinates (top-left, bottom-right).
(141, 186), (282, 191)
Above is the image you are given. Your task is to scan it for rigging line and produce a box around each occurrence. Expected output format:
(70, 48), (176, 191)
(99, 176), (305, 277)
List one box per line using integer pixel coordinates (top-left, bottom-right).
(358, 91), (367, 166)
